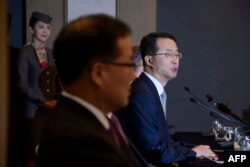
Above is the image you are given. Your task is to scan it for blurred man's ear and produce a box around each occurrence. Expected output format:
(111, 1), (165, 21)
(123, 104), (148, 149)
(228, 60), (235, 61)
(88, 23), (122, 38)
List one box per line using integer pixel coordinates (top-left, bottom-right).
(144, 55), (153, 67)
(90, 62), (106, 87)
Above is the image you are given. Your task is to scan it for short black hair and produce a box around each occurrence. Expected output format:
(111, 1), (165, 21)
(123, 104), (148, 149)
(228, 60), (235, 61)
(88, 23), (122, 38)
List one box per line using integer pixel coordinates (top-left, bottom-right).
(140, 32), (176, 65)
(53, 14), (131, 86)
(29, 11), (52, 27)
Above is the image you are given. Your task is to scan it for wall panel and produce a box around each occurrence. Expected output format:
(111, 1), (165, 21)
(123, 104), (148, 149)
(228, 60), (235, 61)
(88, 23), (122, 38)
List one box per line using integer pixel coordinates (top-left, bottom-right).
(157, 0), (250, 133)
(26, 0), (64, 48)
(117, 0), (156, 45)
(66, 0), (116, 22)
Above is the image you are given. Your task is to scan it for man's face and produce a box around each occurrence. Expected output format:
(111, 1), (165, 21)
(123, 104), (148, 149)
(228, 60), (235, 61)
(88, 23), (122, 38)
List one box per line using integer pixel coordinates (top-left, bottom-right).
(151, 37), (180, 82)
(102, 36), (136, 110)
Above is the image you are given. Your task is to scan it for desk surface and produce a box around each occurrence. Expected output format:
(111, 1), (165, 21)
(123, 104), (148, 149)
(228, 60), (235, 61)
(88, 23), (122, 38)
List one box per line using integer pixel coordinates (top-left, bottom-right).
(174, 132), (227, 167)
(174, 132), (233, 150)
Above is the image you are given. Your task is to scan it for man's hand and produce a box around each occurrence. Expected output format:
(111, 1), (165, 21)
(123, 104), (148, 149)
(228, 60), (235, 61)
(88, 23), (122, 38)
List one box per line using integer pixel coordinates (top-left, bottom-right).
(192, 145), (218, 160)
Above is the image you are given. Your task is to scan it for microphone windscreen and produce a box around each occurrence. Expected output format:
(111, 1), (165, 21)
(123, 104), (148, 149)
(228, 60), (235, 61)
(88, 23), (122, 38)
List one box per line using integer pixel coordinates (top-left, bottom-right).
(217, 103), (231, 114)
(190, 97), (197, 103)
(184, 86), (190, 92)
(206, 94), (213, 102)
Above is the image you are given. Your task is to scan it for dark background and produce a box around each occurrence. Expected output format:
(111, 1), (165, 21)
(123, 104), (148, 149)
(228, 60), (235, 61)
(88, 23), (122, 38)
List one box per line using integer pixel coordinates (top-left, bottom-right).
(8, 0), (250, 142)
(157, 0), (250, 133)
(8, 0), (24, 48)
(6, 1), (250, 166)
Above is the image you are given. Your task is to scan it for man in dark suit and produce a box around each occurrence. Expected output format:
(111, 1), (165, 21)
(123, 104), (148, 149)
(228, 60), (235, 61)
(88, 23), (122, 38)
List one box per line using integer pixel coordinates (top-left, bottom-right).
(35, 14), (145, 167)
(116, 32), (218, 166)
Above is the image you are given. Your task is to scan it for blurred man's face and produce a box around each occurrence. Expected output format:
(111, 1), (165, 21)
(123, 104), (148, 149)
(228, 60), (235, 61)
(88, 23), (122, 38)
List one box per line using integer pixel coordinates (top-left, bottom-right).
(102, 36), (136, 111)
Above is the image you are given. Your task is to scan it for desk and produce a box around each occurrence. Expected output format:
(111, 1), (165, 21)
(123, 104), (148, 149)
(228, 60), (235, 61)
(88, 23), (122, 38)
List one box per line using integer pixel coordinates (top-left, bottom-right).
(174, 132), (228, 167)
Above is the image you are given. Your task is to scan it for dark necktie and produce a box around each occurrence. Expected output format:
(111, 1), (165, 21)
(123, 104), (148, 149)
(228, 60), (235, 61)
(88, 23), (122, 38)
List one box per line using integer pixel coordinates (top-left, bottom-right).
(108, 114), (128, 146)
(109, 114), (151, 167)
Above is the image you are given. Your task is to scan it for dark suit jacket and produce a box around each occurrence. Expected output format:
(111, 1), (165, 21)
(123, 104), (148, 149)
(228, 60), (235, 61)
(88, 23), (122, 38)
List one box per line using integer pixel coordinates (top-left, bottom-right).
(18, 44), (61, 118)
(116, 73), (196, 166)
(35, 96), (141, 167)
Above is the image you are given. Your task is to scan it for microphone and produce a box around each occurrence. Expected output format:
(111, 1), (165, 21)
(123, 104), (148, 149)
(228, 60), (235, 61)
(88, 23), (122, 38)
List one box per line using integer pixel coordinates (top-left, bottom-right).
(206, 94), (249, 127)
(189, 97), (232, 122)
(185, 87), (227, 118)
(184, 87), (249, 127)
(184, 86), (207, 106)
(206, 94), (231, 114)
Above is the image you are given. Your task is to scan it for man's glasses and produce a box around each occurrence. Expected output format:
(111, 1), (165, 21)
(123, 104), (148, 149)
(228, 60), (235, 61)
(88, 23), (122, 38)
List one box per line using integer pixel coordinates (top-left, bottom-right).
(152, 51), (182, 59)
(101, 61), (137, 70)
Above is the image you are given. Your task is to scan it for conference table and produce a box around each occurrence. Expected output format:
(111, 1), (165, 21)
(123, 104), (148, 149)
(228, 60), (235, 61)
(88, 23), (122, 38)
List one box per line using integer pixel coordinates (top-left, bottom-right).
(174, 132), (230, 167)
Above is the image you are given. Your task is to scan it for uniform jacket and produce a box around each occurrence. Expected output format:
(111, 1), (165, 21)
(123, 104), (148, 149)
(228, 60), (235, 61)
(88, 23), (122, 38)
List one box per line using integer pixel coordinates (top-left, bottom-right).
(18, 44), (61, 118)
(35, 96), (141, 167)
(116, 73), (196, 166)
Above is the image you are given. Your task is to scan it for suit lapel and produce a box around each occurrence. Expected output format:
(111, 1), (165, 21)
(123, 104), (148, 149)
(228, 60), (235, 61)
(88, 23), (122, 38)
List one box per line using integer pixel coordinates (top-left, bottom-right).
(139, 74), (166, 121)
(138, 73), (169, 140)
(57, 96), (141, 167)
(46, 48), (54, 65)
(127, 137), (150, 167)
(27, 44), (40, 68)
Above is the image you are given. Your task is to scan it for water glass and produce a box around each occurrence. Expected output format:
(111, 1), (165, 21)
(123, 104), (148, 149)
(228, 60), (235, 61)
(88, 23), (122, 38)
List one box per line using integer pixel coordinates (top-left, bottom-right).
(212, 120), (224, 141)
(234, 133), (245, 151)
(240, 136), (250, 151)
(234, 126), (245, 151)
(223, 126), (234, 141)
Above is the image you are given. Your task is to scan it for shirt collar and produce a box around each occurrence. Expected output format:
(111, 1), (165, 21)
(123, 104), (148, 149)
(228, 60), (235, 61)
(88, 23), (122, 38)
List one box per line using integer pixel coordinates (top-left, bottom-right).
(144, 72), (165, 96)
(62, 91), (109, 130)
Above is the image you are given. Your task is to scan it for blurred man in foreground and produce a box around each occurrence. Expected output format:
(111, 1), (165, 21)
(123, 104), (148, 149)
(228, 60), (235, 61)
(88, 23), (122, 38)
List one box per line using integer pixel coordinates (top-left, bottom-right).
(35, 14), (144, 167)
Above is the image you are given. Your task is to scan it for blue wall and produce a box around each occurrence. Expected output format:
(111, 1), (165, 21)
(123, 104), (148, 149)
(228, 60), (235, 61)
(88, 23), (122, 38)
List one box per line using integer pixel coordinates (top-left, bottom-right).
(8, 0), (24, 48)
(157, 0), (250, 133)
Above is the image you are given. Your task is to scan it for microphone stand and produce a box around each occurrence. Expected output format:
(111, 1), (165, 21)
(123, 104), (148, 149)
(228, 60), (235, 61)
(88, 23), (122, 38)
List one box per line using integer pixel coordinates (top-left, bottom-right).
(206, 94), (250, 128)
(215, 103), (249, 128)
(190, 98), (250, 128)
